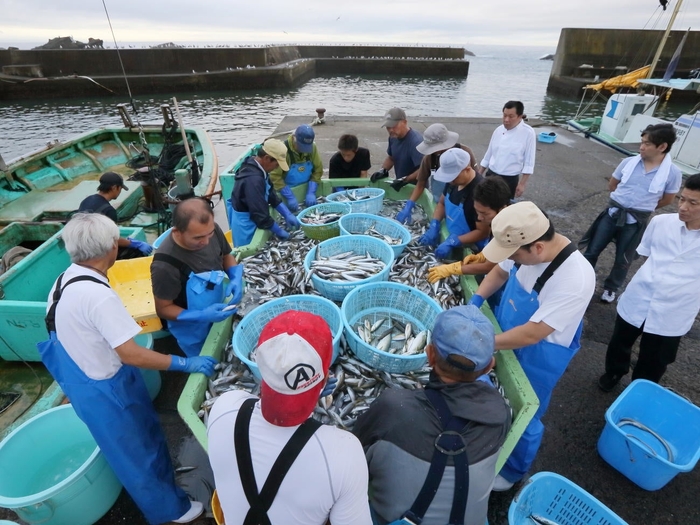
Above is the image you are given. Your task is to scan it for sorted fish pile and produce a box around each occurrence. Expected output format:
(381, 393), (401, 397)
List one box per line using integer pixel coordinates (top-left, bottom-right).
(330, 189), (372, 202)
(300, 209), (344, 225)
(308, 250), (386, 283)
(358, 225), (403, 246)
(354, 315), (430, 355)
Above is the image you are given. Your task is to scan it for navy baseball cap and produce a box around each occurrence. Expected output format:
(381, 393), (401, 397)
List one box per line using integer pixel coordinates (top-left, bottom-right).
(432, 305), (495, 372)
(294, 124), (315, 153)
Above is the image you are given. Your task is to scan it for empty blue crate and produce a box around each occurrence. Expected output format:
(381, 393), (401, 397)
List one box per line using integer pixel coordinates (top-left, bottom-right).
(597, 379), (700, 490)
(508, 471), (628, 525)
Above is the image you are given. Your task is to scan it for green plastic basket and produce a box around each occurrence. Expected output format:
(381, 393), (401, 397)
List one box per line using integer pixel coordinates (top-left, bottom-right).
(297, 202), (352, 241)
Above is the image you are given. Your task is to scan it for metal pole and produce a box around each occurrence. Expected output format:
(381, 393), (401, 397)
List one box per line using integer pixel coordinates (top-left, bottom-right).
(648, 0), (684, 78)
(171, 97), (194, 164)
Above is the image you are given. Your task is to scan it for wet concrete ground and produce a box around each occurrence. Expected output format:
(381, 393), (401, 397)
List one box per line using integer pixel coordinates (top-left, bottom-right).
(4, 116), (699, 524)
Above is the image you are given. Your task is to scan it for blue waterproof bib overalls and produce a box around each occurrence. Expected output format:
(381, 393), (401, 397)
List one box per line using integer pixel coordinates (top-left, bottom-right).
(153, 253), (226, 357)
(496, 244), (582, 483)
(228, 180), (270, 248)
(444, 190), (488, 251)
(37, 273), (190, 525)
(284, 159), (314, 186)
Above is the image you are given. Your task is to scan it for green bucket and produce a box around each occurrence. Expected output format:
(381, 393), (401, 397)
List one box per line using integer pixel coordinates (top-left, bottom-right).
(0, 404), (122, 525)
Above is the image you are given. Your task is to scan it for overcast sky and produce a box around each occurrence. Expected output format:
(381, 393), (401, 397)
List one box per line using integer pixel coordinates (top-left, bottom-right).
(2, 0), (699, 49)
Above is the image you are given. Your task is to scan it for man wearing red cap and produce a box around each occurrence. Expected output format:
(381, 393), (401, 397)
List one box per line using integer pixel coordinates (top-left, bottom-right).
(207, 311), (371, 525)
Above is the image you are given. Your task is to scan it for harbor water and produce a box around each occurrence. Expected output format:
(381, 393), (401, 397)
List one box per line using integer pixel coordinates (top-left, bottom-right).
(1, 44), (695, 169)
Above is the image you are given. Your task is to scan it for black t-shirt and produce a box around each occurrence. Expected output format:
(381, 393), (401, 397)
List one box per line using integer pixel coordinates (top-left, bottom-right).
(443, 173), (483, 231)
(78, 194), (118, 222)
(328, 148), (371, 179)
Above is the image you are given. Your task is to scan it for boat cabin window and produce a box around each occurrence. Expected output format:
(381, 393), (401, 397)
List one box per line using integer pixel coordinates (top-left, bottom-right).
(631, 104), (647, 116)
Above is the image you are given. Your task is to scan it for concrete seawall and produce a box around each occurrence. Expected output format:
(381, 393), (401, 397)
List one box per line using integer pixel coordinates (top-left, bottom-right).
(547, 28), (700, 97)
(0, 45), (468, 101)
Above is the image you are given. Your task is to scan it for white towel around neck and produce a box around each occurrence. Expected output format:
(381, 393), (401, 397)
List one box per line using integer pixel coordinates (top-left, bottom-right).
(619, 153), (674, 194)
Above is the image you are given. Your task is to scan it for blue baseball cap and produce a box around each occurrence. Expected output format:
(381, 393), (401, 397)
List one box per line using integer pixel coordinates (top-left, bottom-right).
(432, 305), (495, 372)
(294, 124), (315, 153)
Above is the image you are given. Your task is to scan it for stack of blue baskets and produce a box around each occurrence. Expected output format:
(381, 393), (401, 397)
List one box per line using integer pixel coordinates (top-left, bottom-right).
(338, 213), (411, 257)
(341, 282), (443, 373)
(326, 188), (385, 214)
(304, 235), (395, 302)
(232, 295), (344, 381)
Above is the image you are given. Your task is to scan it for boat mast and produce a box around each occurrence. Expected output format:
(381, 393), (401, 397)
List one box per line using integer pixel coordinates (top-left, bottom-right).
(648, 0), (685, 78)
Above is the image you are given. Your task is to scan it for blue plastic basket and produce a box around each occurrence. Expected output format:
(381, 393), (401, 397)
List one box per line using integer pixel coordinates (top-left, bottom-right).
(537, 131), (557, 143)
(232, 295), (344, 381)
(153, 227), (172, 249)
(326, 188), (385, 214)
(296, 202), (352, 241)
(340, 282), (443, 373)
(304, 235), (395, 302)
(508, 472), (628, 525)
(338, 213), (412, 256)
(597, 379), (700, 490)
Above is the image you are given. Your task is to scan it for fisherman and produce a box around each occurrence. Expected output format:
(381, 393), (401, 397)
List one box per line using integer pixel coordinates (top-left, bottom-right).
(598, 174), (700, 391)
(426, 177), (512, 282)
(579, 123), (681, 303)
(77, 171), (153, 258)
(151, 199), (242, 357)
(328, 133), (372, 191)
(394, 123), (479, 224)
(207, 310), (372, 525)
(468, 202), (595, 491)
(228, 138), (301, 245)
(478, 101), (536, 199)
(353, 305), (511, 525)
(269, 124), (324, 211)
(370, 107), (423, 185)
(37, 213), (215, 525)
(418, 149), (487, 259)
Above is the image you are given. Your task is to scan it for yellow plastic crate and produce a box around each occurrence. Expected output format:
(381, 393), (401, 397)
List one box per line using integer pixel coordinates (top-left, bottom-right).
(107, 256), (162, 334)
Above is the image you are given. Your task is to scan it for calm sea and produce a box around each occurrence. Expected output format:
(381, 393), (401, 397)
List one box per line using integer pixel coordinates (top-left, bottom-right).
(1, 44), (695, 169)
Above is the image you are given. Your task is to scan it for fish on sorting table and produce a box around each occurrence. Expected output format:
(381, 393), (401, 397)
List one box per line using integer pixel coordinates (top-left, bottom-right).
(301, 209), (344, 225)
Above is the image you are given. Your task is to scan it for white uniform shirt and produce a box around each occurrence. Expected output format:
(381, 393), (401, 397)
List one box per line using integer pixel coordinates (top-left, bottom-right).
(480, 120), (536, 176)
(208, 391), (372, 525)
(499, 249), (595, 347)
(617, 214), (700, 336)
(47, 264), (141, 380)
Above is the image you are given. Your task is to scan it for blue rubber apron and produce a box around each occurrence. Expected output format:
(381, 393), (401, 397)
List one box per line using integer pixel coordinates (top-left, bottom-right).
(37, 275), (190, 525)
(284, 160), (313, 187)
(168, 270), (226, 357)
(228, 180), (270, 247)
(429, 171), (445, 203)
(496, 265), (582, 482)
(444, 193), (488, 251)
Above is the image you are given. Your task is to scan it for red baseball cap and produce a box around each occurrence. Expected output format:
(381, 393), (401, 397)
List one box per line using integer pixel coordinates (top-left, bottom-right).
(256, 310), (332, 427)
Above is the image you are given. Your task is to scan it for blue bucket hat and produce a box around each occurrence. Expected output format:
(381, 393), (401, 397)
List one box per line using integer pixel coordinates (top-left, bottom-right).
(432, 305), (495, 372)
(294, 124), (315, 153)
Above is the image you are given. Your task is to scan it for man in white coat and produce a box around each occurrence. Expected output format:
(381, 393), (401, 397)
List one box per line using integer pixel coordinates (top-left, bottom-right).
(599, 173), (700, 391)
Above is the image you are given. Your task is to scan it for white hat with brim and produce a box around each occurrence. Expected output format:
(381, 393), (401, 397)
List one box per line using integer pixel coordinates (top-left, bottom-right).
(416, 124), (459, 155)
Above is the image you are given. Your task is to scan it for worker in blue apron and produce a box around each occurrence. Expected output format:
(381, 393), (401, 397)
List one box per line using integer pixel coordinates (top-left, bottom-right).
(37, 213), (217, 525)
(418, 148), (489, 259)
(228, 139), (300, 246)
(269, 125), (324, 211)
(468, 201), (595, 491)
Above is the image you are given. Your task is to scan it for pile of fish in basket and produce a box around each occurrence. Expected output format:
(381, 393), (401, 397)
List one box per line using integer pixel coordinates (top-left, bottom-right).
(198, 199), (513, 430)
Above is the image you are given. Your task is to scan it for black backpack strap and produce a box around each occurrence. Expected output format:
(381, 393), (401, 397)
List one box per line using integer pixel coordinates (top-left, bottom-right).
(532, 242), (578, 294)
(153, 252), (193, 309)
(45, 274), (110, 332)
(403, 388), (470, 525)
(234, 398), (322, 525)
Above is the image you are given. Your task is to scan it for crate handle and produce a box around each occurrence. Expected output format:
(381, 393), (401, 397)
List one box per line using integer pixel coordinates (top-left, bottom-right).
(510, 476), (533, 503)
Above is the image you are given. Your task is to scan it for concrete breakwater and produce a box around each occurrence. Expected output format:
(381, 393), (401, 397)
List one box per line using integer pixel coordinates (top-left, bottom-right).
(547, 28), (700, 98)
(0, 45), (468, 101)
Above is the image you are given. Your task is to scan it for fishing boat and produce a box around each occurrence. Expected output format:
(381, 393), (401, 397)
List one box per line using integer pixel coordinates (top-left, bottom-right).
(567, 0), (700, 175)
(0, 101), (218, 234)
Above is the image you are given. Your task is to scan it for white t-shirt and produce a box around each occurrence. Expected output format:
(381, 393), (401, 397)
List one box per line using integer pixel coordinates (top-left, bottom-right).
(208, 391), (372, 525)
(499, 249), (595, 347)
(480, 120), (536, 176)
(47, 264), (141, 380)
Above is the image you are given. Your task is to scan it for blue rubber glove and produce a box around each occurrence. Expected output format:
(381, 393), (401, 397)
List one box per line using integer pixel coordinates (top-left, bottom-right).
(305, 181), (318, 207)
(270, 222), (290, 239)
(279, 185), (299, 212)
(320, 375), (338, 398)
(225, 265), (244, 305)
(128, 238), (153, 255)
(419, 219), (441, 247)
(176, 303), (237, 323)
(274, 204), (301, 229)
(396, 200), (415, 225)
(468, 294), (485, 308)
(435, 234), (463, 259)
(168, 355), (217, 376)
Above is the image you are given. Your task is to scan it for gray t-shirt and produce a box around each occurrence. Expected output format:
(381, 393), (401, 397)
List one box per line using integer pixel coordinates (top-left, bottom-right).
(150, 223), (231, 302)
